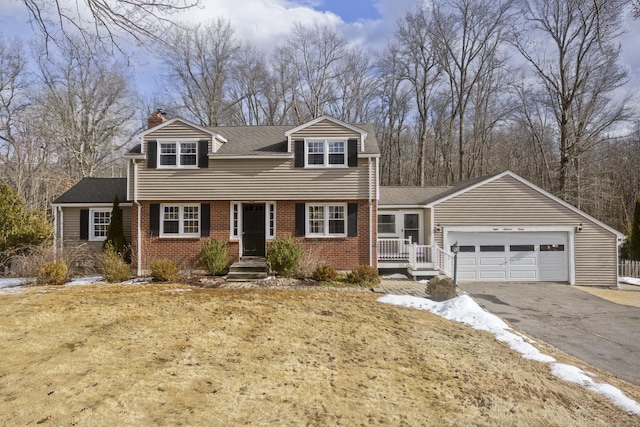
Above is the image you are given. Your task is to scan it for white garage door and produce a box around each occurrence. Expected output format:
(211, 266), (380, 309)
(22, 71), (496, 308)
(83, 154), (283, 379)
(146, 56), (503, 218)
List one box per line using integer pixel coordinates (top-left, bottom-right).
(448, 232), (569, 282)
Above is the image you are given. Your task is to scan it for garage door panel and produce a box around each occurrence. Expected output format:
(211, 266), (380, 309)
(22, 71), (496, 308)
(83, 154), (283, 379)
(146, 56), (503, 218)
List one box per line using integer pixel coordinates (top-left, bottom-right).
(449, 231), (568, 282)
(509, 271), (537, 279)
(479, 270), (508, 279)
(509, 256), (536, 266)
(479, 257), (507, 266)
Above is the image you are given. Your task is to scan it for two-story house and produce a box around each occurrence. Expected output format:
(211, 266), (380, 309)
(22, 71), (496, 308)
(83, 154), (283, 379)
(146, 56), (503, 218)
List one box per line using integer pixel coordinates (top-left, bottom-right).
(52, 112), (624, 286)
(52, 113), (380, 276)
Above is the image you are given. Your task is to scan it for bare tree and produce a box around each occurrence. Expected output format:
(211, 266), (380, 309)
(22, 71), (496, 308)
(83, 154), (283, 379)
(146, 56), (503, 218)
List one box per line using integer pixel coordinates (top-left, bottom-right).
(514, 0), (631, 206)
(394, 7), (442, 186)
(430, 0), (515, 181)
(34, 37), (136, 179)
(274, 23), (348, 123)
(161, 18), (240, 126)
(21, 0), (200, 54)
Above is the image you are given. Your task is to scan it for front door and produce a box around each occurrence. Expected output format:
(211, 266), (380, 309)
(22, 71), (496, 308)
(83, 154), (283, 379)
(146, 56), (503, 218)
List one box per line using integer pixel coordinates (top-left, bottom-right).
(403, 213), (420, 244)
(242, 204), (266, 257)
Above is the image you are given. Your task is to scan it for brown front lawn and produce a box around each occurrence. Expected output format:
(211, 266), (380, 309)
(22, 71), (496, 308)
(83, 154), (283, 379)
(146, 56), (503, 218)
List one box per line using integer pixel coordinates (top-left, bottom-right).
(0, 283), (639, 426)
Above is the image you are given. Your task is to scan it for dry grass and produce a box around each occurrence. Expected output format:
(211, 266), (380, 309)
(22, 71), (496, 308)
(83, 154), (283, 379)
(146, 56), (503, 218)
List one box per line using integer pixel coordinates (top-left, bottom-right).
(1, 283), (639, 426)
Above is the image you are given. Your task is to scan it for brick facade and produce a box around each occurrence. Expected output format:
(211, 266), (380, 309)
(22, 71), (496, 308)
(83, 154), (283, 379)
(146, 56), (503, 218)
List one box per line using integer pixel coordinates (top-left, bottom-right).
(131, 200), (377, 273)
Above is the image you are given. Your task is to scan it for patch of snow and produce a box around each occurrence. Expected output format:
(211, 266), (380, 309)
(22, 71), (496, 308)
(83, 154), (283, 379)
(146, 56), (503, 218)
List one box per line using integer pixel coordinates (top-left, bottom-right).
(552, 364), (640, 415)
(122, 277), (152, 285)
(0, 278), (33, 289)
(378, 294), (640, 416)
(620, 277), (640, 287)
(383, 273), (409, 279)
(65, 275), (106, 286)
(164, 288), (192, 293)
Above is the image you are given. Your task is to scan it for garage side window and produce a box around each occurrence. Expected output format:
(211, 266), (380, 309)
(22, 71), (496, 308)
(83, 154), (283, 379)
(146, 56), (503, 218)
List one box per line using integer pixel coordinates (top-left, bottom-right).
(510, 245), (535, 252)
(452, 245), (475, 252)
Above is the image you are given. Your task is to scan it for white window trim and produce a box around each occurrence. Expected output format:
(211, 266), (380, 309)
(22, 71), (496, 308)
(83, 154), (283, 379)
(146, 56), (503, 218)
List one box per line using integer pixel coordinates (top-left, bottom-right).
(160, 203), (200, 238)
(89, 208), (111, 241)
(304, 138), (347, 168)
(157, 138), (200, 169)
(376, 210), (423, 243)
(306, 203), (347, 238)
(267, 202), (276, 240)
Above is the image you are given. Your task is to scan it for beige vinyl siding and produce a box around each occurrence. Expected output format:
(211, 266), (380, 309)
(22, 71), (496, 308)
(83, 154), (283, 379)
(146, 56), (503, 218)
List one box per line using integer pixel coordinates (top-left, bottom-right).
(424, 208), (432, 245)
(433, 175), (618, 286)
(144, 121), (211, 142)
(137, 158), (370, 200)
(61, 206), (133, 249)
(290, 118), (361, 141)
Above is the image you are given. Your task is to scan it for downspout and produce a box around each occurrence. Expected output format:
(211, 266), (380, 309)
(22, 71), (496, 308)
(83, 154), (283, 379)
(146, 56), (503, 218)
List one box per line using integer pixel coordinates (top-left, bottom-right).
(59, 207), (64, 254)
(134, 158), (142, 277)
(368, 157), (373, 267)
(53, 206), (57, 261)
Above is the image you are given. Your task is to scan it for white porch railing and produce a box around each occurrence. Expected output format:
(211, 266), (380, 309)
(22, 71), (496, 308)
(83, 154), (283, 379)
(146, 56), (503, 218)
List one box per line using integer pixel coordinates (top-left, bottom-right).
(619, 260), (640, 278)
(377, 239), (454, 277)
(377, 238), (411, 261)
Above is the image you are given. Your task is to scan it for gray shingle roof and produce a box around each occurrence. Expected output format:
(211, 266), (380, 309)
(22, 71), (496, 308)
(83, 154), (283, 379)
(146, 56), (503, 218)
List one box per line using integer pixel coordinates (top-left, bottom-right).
(53, 178), (128, 204)
(380, 172), (503, 206)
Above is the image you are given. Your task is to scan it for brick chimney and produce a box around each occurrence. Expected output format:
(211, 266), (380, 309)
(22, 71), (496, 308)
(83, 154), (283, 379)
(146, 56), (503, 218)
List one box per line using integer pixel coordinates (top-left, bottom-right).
(148, 109), (167, 129)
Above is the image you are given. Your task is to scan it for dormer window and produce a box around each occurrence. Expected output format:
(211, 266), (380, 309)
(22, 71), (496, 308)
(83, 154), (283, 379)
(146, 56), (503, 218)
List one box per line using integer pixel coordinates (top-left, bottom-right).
(158, 141), (198, 168)
(305, 139), (347, 168)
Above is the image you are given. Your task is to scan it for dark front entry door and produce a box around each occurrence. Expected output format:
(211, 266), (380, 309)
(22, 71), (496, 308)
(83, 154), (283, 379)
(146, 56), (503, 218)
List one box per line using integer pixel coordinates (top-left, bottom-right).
(242, 203), (266, 257)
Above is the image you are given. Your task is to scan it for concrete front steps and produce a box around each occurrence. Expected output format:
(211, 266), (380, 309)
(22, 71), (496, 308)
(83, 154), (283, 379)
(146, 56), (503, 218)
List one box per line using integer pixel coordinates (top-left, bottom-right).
(227, 258), (268, 282)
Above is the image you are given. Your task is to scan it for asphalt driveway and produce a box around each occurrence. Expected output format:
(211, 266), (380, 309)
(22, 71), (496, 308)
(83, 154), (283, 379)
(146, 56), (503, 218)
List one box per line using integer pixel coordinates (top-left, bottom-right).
(459, 282), (640, 387)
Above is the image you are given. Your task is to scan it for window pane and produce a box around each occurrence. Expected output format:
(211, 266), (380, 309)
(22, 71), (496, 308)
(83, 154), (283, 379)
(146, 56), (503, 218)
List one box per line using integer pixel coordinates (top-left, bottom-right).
(163, 221), (179, 234)
(452, 245), (475, 252)
(164, 206), (179, 220)
(182, 206), (199, 234)
(328, 205), (345, 234)
(308, 205), (324, 234)
(377, 214), (395, 234)
(160, 143), (177, 166)
(540, 244), (565, 252)
(510, 245), (534, 252)
(307, 142), (324, 165)
(328, 141), (345, 165)
(180, 142), (197, 166)
(480, 245), (505, 252)
(404, 214), (419, 229)
(93, 211), (111, 238)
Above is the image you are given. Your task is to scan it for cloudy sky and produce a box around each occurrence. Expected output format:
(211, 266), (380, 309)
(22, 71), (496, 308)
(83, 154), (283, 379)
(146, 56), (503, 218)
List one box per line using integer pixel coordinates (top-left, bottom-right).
(1, 0), (639, 97)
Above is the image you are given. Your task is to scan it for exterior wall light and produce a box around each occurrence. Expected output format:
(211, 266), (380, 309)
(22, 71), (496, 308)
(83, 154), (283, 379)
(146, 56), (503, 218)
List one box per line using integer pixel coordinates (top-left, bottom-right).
(435, 223), (442, 232)
(577, 222), (583, 232)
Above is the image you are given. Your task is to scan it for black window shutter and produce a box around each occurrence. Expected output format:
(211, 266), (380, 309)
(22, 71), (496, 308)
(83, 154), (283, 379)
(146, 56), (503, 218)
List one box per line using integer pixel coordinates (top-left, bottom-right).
(147, 141), (157, 168)
(149, 204), (160, 237)
(198, 140), (209, 168)
(294, 140), (305, 168)
(348, 139), (358, 167)
(347, 203), (358, 237)
(79, 209), (89, 240)
(200, 203), (210, 237)
(295, 203), (306, 236)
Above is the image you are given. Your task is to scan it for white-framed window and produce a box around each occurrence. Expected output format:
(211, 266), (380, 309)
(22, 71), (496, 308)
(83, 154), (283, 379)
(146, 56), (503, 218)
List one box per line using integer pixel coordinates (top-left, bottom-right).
(231, 203), (240, 239)
(267, 202), (276, 239)
(306, 204), (347, 237)
(89, 209), (111, 241)
(159, 140), (198, 168)
(161, 204), (200, 237)
(305, 139), (347, 167)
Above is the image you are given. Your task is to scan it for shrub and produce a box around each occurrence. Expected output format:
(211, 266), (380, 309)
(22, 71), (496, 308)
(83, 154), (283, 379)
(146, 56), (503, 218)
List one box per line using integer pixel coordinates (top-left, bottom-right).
(267, 237), (303, 277)
(311, 264), (338, 282)
(427, 277), (457, 301)
(196, 240), (229, 275)
(293, 245), (325, 278)
(346, 265), (380, 286)
(151, 258), (179, 282)
(103, 195), (130, 262)
(101, 249), (131, 283)
(37, 261), (68, 285)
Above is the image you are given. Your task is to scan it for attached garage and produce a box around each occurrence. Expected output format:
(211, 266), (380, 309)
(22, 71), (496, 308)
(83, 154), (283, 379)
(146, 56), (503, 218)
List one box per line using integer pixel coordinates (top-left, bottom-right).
(447, 231), (569, 282)
(379, 171), (624, 286)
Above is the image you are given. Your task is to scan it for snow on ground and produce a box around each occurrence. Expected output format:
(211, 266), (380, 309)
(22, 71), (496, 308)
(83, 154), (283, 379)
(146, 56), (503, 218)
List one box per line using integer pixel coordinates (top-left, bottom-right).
(0, 277), (34, 295)
(65, 275), (106, 286)
(620, 277), (640, 287)
(379, 294), (640, 416)
(382, 273), (409, 280)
